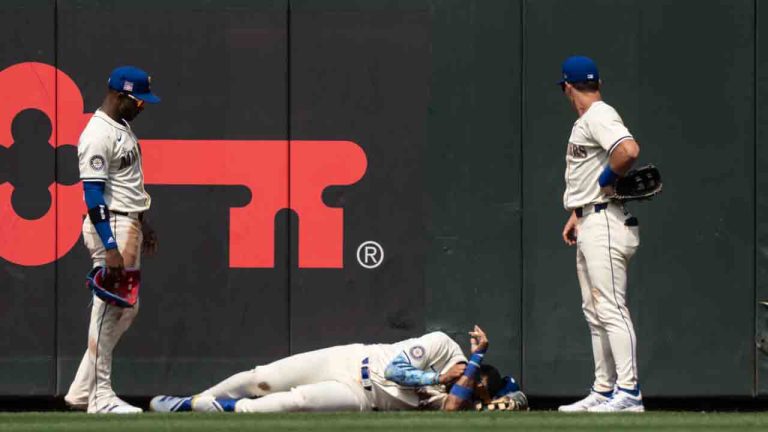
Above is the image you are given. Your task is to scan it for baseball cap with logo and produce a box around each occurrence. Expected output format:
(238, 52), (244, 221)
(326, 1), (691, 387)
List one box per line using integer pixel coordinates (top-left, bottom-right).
(108, 65), (160, 103)
(558, 56), (600, 85)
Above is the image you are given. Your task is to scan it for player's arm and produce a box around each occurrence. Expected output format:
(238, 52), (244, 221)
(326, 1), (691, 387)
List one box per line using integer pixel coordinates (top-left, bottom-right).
(384, 353), (441, 387)
(79, 130), (125, 276)
(588, 108), (640, 189)
(442, 325), (488, 411)
(84, 181), (125, 276)
(562, 210), (578, 246)
(607, 138), (639, 175)
(141, 216), (158, 256)
(599, 138), (639, 194)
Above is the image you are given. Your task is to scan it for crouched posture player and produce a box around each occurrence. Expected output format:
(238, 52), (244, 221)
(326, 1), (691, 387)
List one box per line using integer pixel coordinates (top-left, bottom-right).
(151, 326), (524, 412)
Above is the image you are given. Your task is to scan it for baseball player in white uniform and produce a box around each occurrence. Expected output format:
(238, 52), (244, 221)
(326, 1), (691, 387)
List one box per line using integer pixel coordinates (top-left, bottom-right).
(556, 56), (644, 413)
(64, 66), (160, 414)
(150, 326), (509, 413)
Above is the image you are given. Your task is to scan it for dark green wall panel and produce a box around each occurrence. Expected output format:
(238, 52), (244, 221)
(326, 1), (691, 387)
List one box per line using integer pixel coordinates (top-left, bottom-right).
(757, 0), (768, 396)
(424, 0), (523, 380)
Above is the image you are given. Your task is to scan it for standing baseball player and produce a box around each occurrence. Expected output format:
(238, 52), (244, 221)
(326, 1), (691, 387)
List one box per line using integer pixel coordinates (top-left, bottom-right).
(556, 56), (644, 413)
(150, 326), (521, 413)
(64, 66), (160, 414)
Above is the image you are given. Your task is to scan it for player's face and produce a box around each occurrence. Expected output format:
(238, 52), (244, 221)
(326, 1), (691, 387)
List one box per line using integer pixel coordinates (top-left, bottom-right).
(119, 93), (145, 121)
(561, 82), (577, 109)
(474, 374), (493, 404)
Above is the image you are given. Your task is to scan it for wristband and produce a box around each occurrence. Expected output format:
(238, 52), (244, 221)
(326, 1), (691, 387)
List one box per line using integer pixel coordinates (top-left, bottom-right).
(88, 205), (117, 250)
(598, 165), (619, 187)
(464, 352), (484, 378)
(88, 204), (111, 224)
(449, 384), (474, 401)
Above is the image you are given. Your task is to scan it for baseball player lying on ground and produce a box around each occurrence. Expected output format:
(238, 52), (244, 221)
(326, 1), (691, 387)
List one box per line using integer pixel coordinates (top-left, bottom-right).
(151, 325), (526, 412)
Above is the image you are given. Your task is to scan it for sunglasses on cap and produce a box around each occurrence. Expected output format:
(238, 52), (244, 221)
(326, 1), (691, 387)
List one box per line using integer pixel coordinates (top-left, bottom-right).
(121, 92), (145, 108)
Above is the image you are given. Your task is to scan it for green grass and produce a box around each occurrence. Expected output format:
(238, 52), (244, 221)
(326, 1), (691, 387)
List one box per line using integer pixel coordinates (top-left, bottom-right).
(1, 411), (768, 432)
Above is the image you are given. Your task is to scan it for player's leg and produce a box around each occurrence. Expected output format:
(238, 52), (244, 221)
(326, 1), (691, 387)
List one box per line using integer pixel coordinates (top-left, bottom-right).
(64, 218), (101, 410)
(200, 345), (362, 399)
(64, 351), (91, 410)
(151, 345), (364, 412)
(577, 245), (617, 393)
(75, 215), (143, 414)
(67, 290), (139, 411)
(558, 239), (615, 413)
(87, 297), (140, 412)
(196, 381), (369, 413)
(579, 207), (642, 412)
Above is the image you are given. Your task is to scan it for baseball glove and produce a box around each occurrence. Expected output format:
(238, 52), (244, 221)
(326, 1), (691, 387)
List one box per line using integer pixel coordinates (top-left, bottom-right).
(86, 267), (140, 308)
(612, 164), (662, 202)
(475, 391), (529, 412)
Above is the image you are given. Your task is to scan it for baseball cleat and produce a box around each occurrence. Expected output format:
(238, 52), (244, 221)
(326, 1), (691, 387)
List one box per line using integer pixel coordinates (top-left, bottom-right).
(191, 395), (225, 412)
(89, 397), (143, 414)
(149, 395), (192, 412)
(587, 390), (644, 413)
(190, 395), (239, 412)
(558, 391), (610, 412)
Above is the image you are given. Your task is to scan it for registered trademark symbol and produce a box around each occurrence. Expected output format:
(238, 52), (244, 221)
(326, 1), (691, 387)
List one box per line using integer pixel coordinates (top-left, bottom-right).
(357, 241), (384, 269)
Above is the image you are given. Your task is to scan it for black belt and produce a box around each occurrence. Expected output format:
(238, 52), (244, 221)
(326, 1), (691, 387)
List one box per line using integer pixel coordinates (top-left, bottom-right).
(361, 357), (372, 391)
(575, 203), (608, 218)
(112, 210), (144, 221)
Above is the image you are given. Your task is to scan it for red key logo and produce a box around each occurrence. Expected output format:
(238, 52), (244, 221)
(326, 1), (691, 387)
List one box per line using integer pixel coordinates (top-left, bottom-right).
(0, 62), (367, 268)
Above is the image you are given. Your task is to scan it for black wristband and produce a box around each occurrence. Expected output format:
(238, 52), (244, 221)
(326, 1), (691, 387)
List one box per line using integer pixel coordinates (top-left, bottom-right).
(88, 204), (111, 224)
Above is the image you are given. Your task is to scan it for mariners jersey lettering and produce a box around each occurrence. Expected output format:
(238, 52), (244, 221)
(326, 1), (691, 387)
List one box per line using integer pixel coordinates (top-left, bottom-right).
(365, 331), (467, 410)
(78, 110), (151, 213)
(563, 101), (633, 210)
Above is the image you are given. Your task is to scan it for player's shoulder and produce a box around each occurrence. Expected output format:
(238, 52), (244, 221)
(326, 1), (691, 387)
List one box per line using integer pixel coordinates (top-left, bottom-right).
(583, 101), (623, 125)
(421, 331), (452, 340)
(588, 101), (622, 118)
(80, 112), (118, 143)
(418, 331), (459, 347)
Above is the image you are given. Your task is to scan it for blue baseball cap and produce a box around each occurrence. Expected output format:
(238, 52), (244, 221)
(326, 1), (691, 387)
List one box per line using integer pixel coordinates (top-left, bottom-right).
(558, 56), (600, 85)
(108, 66), (160, 103)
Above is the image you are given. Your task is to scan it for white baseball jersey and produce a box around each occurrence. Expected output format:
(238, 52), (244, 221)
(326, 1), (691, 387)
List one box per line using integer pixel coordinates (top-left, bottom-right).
(563, 101), (633, 210)
(78, 109), (150, 213)
(365, 331), (467, 410)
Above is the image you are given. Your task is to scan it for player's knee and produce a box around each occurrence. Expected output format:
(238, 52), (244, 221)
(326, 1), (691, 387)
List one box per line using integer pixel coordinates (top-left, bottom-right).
(234, 389), (305, 413)
(581, 308), (601, 326)
(289, 387), (310, 411)
(247, 367), (276, 395)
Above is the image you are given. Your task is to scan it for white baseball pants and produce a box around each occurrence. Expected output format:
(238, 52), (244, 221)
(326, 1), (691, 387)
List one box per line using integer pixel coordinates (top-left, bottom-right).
(576, 203), (640, 392)
(200, 344), (372, 412)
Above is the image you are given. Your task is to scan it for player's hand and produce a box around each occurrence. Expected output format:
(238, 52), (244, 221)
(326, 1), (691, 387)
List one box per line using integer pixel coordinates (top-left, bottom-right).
(562, 211), (579, 246)
(601, 185), (616, 199)
(141, 221), (158, 256)
(469, 325), (489, 354)
(104, 248), (126, 287)
(438, 363), (466, 385)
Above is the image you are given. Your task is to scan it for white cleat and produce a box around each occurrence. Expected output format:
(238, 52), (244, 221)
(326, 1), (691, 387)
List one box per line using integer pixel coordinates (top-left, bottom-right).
(90, 398), (143, 414)
(558, 391), (611, 412)
(191, 394), (225, 413)
(588, 390), (644, 413)
(150, 395), (193, 412)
